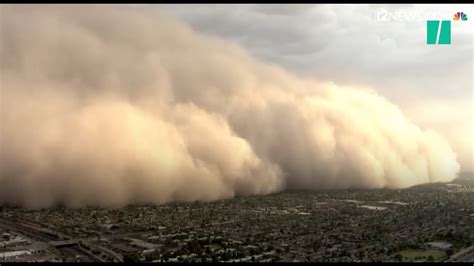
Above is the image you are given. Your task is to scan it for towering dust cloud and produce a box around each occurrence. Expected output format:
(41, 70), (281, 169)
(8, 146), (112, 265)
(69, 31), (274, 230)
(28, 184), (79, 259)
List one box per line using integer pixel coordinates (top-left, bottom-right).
(0, 5), (460, 208)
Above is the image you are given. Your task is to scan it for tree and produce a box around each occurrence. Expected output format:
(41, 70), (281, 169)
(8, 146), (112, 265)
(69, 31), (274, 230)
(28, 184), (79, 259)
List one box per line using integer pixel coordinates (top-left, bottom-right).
(394, 254), (403, 261)
(150, 250), (161, 261)
(446, 249), (454, 256)
(222, 252), (229, 261)
(123, 252), (141, 263)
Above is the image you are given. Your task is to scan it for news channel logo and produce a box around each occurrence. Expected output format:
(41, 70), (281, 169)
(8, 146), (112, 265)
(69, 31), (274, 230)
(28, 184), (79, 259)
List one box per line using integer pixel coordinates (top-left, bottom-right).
(375, 9), (469, 45)
(375, 9), (440, 22)
(427, 12), (468, 45)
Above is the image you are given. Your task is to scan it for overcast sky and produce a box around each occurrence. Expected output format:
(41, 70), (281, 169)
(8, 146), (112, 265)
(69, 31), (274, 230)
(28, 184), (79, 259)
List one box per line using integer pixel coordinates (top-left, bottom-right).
(156, 4), (473, 171)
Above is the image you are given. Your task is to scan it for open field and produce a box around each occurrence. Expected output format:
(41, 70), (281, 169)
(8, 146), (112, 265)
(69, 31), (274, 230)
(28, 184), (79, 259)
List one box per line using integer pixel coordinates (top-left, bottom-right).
(396, 249), (447, 261)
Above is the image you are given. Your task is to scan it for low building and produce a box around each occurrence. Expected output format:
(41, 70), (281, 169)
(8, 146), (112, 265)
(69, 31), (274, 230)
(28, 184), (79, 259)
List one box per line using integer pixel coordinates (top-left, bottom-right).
(426, 241), (453, 251)
(0, 250), (32, 259)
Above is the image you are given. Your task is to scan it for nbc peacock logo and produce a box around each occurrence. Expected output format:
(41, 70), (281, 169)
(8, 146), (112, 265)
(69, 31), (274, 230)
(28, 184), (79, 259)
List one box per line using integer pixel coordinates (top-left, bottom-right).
(453, 12), (468, 21)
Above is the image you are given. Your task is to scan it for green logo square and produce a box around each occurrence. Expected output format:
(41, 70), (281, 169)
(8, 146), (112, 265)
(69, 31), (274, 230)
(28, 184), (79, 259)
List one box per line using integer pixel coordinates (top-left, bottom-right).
(427, 20), (451, 45)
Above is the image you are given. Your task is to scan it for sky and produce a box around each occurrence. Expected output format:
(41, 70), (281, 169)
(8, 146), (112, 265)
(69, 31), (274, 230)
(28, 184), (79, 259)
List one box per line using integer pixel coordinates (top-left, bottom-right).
(159, 4), (474, 172)
(0, 5), (471, 207)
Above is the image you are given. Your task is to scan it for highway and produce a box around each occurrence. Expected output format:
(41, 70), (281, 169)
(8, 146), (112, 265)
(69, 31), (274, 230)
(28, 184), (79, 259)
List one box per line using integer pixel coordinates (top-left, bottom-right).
(446, 245), (474, 262)
(0, 216), (122, 262)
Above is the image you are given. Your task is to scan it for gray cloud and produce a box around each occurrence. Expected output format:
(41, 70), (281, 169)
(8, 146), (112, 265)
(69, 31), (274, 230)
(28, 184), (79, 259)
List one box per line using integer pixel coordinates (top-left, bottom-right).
(160, 4), (474, 171)
(0, 5), (462, 208)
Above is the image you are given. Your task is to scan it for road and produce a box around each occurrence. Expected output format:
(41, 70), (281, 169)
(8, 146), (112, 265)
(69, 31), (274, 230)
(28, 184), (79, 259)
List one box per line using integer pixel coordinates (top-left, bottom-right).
(446, 245), (474, 262)
(0, 216), (122, 262)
